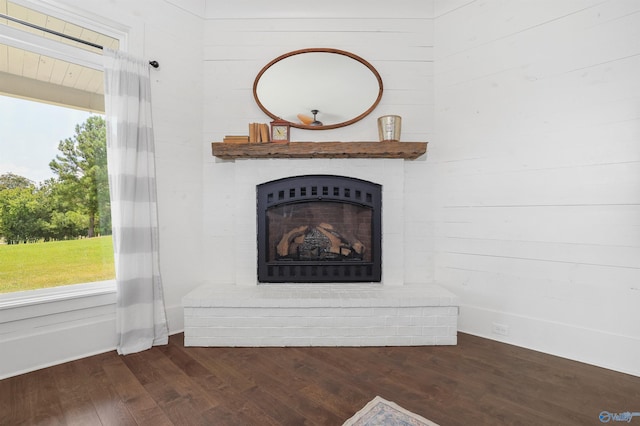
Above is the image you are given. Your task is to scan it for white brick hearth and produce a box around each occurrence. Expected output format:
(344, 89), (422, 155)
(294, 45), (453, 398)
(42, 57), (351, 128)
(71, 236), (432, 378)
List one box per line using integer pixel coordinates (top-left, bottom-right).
(183, 283), (458, 346)
(191, 157), (458, 347)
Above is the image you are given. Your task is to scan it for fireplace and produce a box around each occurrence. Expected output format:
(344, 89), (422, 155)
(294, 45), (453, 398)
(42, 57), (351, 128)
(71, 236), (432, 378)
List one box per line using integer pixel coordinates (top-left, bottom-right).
(185, 159), (458, 348)
(257, 175), (382, 283)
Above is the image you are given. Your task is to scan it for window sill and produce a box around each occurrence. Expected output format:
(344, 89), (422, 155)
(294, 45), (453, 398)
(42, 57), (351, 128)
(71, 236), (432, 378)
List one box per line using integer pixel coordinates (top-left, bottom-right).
(0, 280), (116, 323)
(0, 281), (117, 379)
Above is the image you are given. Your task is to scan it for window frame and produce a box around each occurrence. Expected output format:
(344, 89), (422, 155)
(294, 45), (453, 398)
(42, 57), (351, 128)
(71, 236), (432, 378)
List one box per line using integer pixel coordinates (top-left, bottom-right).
(3, 0), (128, 60)
(0, 0), (126, 310)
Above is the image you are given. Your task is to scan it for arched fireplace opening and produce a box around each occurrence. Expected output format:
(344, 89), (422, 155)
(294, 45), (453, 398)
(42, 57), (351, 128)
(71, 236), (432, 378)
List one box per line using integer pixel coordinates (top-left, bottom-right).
(257, 175), (382, 283)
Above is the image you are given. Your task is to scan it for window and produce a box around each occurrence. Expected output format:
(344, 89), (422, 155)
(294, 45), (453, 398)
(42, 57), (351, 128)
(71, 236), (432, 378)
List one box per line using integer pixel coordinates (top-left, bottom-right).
(0, 0), (119, 110)
(0, 1), (123, 295)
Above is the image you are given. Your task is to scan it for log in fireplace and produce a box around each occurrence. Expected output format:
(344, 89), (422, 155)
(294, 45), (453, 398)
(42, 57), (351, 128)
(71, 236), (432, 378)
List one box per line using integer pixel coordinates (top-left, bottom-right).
(257, 175), (382, 283)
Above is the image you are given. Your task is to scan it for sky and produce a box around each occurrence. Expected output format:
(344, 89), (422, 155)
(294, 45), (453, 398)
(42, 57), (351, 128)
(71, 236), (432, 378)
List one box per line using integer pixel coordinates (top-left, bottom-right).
(0, 95), (95, 184)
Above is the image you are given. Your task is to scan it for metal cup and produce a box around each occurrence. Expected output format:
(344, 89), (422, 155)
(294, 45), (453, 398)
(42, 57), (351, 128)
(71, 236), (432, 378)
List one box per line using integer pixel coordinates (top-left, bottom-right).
(377, 115), (402, 141)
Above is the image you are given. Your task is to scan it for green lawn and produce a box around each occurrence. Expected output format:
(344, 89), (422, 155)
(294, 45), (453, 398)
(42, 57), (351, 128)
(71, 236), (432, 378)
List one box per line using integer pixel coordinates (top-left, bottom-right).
(0, 236), (115, 294)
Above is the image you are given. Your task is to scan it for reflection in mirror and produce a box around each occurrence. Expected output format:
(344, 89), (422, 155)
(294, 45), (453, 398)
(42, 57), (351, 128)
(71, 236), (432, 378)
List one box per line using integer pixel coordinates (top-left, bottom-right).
(253, 48), (383, 130)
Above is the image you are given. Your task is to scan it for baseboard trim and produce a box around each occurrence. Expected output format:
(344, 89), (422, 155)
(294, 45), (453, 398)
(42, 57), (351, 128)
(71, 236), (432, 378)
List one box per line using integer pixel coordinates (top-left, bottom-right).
(458, 304), (640, 377)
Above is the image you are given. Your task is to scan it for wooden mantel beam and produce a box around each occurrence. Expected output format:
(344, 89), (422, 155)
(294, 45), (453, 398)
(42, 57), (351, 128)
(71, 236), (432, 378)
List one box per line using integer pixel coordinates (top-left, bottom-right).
(211, 141), (428, 160)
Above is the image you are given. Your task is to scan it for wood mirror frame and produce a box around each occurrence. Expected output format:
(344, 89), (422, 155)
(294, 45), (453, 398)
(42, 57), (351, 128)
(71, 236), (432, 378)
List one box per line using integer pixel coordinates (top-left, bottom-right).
(253, 48), (384, 130)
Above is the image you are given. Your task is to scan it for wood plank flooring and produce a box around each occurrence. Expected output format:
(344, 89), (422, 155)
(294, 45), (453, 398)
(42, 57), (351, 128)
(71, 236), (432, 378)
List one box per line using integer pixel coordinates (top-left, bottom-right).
(1, 333), (638, 425)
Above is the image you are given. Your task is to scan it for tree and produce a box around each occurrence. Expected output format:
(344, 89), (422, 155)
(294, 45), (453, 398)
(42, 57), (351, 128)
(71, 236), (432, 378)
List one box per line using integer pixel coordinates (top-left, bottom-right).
(0, 174), (40, 243)
(49, 115), (109, 238)
(0, 186), (48, 244)
(38, 178), (88, 241)
(48, 210), (88, 240)
(0, 173), (34, 190)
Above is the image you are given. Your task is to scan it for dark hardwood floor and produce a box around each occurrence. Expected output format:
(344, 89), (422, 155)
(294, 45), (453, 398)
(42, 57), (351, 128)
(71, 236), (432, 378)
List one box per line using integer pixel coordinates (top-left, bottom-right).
(1, 333), (638, 425)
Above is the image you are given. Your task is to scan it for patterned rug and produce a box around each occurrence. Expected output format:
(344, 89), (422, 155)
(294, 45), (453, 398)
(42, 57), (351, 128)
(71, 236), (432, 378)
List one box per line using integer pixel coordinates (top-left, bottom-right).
(342, 396), (440, 426)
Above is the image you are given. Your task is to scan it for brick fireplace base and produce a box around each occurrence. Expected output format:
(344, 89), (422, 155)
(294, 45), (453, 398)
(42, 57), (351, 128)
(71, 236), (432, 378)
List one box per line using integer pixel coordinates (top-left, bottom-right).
(183, 284), (458, 347)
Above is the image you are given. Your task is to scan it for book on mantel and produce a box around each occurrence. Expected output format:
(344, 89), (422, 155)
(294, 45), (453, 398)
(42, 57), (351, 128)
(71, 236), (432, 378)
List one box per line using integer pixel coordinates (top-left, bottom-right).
(223, 123), (271, 144)
(223, 135), (249, 144)
(248, 122), (270, 143)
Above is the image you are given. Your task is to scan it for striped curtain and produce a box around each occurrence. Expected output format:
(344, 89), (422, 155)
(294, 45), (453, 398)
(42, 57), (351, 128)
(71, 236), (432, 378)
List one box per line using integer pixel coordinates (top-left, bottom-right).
(103, 48), (168, 355)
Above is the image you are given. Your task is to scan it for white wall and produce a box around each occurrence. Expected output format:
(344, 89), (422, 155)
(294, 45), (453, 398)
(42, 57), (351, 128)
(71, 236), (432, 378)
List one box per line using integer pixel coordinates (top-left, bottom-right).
(202, 0), (436, 286)
(433, 0), (640, 376)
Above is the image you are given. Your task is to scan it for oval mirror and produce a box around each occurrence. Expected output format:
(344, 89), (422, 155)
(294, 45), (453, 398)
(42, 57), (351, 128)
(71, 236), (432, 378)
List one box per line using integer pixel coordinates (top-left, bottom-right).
(253, 48), (383, 130)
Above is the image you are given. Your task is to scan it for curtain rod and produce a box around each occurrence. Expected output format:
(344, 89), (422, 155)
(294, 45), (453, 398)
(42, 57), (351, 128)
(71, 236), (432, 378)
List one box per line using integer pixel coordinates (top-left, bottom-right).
(0, 12), (159, 68)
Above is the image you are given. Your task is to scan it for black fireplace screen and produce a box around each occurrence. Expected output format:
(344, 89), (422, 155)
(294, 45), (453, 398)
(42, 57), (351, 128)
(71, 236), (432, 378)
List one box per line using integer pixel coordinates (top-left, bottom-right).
(257, 175), (381, 283)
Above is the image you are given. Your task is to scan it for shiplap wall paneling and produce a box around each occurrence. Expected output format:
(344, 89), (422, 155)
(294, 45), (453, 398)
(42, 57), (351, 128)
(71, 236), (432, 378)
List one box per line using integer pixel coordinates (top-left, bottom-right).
(202, 1), (436, 286)
(202, 17), (433, 142)
(433, 0), (640, 376)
